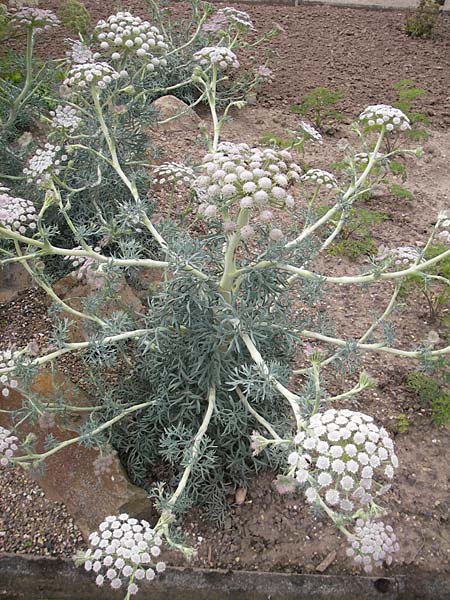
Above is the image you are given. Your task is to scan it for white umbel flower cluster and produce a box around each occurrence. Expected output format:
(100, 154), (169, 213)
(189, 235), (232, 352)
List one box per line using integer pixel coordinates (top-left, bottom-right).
(94, 12), (168, 71)
(195, 142), (301, 237)
(289, 409), (398, 512)
(202, 7), (254, 33)
(298, 121), (323, 144)
(346, 519), (400, 573)
(63, 62), (121, 92)
(218, 7), (255, 29)
(67, 40), (94, 64)
(301, 168), (338, 189)
(49, 105), (82, 132)
(9, 6), (59, 32)
(23, 143), (67, 186)
(0, 348), (19, 398)
(193, 46), (239, 70)
(82, 514), (166, 595)
(0, 426), (19, 467)
(152, 163), (195, 188)
(376, 245), (424, 266)
(359, 104), (410, 133)
(93, 453), (115, 477)
(0, 188), (37, 234)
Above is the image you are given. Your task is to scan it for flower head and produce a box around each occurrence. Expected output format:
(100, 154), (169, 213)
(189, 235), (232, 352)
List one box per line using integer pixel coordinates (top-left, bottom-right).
(63, 62), (121, 92)
(49, 105), (82, 133)
(193, 46), (239, 70)
(203, 7), (254, 33)
(298, 121), (323, 144)
(287, 409), (398, 513)
(359, 104), (410, 132)
(94, 12), (168, 72)
(81, 514), (166, 595)
(346, 519), (400, 572)
(66, 40), (94, 64)
(152, 163), (195, 188)
(23, 143), (67, 187)
(9, 6), (59, 32)
(301, 168), (338, 189)
(0, 426), (19, 467)
(0, 188), (37, 234)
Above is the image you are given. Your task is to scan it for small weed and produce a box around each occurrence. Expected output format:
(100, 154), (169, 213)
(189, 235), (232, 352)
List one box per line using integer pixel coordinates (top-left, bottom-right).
(291, 87), (345, 131)
(390, 182), (414, 202)
(395, 414), (410, 434)
(400, 243), (450, 323)
(316, 206), (388, 260)
(393, 79), (429, 140)
(405, 368), (450, 426)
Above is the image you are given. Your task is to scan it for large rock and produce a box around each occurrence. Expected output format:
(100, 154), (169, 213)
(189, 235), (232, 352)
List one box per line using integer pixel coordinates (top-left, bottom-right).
(0, 371), (150, 539)
(0, 263), (33, 304)
(151, 95), (201, 132)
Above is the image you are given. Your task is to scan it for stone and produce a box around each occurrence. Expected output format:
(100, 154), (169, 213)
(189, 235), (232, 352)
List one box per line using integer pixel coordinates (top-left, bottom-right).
(52, 272), (143, 342)
(0, 370), (150, 540)
(150, 95), (201, 132)
(0, 263), (33, 305)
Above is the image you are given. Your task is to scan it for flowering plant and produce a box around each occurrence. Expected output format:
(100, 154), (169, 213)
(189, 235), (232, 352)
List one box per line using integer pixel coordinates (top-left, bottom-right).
(1, 2), (450, 596)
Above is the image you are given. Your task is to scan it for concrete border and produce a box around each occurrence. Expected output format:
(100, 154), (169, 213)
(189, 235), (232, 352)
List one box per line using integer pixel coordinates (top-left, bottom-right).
(1, 553), (450, 600)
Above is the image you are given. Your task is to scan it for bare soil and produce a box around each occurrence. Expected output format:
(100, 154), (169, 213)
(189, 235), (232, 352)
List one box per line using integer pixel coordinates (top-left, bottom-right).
(1, 0), (449, 582)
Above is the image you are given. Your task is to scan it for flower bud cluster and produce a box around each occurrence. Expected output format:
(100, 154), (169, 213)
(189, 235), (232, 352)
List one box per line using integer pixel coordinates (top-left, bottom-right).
(0, 187), (37, 234)
(82, 514), (166, 595)
(288, 409), (398, 513)
(38, 412), (56, 430)
(195, 142), (301, 238)
(0, 348), (19, 398)
(63, 62), (121, 92)
(9, 6), (59, 32)
(0, 426), (19, 467)
(49, 105), (82, 132)
(67, 40), (94, 64)
(376, 245), (424, 266)
(346, 519), (400, 573)
(94, 12), (168, 72)
(193, 46), (239, 70)
(359, 104), (410, 132)
(203, 7), (254, 33)
(353, 151), (384, 165)
(437, 216), (450, 244)
(301, 168), (338, 189)
(23, 143), (67, 186)
(298, 121), (323, 144)
(152, 162), (195, 188)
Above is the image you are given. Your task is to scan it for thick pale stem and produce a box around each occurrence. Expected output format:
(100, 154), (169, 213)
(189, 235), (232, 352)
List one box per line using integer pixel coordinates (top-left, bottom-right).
(12, 400), (153, 464)
(285, 128), (385, 251)
(235, 386), (283, 441)
(4, 27), (34, 130)
(241, 333), (304, 430)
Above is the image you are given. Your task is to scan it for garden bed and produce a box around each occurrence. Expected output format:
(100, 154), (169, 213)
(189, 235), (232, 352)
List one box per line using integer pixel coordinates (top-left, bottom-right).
(0, 0), (449, 594)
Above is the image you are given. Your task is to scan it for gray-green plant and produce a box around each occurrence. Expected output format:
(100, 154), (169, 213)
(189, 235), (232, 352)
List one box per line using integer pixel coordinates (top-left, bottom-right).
(1, 4), (450, 598)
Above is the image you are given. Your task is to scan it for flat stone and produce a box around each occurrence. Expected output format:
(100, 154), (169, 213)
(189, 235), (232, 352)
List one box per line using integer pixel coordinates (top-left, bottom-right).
(0, 371), (149, 539)
(151, 95), (201, 132)
(0, 263), (33, 304)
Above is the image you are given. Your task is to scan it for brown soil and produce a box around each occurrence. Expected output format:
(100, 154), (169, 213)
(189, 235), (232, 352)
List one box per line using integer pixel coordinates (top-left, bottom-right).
(1, 0), (449, 582)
